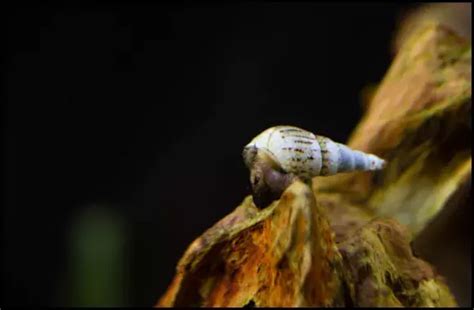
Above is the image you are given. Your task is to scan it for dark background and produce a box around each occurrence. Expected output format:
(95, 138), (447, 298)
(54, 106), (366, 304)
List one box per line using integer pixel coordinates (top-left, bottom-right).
(4, 3), (415, 306)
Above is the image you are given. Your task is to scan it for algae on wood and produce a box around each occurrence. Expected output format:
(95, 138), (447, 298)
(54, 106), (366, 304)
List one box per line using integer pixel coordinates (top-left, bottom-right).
(392, 3), (471, 55)
(314, 22), (471, 236)
(156, 22), (469, 307)
(158, 182), (345, 307)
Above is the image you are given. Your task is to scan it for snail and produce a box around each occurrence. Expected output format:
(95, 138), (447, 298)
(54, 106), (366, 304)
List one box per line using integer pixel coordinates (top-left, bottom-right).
(243, 125), (386, 208)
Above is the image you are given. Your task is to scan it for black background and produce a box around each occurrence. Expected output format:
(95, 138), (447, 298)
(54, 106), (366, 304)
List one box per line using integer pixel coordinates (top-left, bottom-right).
(4, 3), (414, 306)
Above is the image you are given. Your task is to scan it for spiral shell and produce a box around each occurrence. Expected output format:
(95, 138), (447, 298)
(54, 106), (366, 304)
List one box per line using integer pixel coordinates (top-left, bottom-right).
(243, 125), (386, 181)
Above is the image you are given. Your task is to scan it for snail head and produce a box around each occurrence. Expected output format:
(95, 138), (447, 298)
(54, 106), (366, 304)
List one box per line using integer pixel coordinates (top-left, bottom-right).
(250, 165), (298, 209)
(243, 144), (295, 208)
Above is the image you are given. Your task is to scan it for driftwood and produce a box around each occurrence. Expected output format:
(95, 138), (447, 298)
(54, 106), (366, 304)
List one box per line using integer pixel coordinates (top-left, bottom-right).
(156, 22), (471, 307)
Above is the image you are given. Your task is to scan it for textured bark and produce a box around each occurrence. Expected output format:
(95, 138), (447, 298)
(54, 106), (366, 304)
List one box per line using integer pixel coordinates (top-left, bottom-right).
(158, 182), (345, 307)
(156, 22), (470, 307)
(314, 22), (471, 235)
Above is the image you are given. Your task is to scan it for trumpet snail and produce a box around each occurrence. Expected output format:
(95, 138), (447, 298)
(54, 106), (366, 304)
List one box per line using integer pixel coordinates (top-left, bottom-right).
(243, 125), (386, 208)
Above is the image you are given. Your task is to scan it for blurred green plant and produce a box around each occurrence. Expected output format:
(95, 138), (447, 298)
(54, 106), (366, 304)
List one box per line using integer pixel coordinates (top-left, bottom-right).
(58, 204), (128, 306)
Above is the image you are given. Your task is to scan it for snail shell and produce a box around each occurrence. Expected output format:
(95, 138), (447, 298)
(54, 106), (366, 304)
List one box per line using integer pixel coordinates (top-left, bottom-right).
(243, 125), (386, 181)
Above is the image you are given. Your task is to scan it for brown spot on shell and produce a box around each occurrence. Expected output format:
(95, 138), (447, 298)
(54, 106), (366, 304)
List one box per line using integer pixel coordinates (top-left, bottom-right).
(294, 140), (312, 145)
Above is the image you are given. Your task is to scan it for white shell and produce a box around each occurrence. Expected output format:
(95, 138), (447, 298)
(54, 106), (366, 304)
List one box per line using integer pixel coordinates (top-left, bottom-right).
(243, 125), (386, 180)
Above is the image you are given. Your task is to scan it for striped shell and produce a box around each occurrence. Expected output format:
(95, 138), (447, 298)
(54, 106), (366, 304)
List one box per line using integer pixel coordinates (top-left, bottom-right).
(243, 125), (386, 181)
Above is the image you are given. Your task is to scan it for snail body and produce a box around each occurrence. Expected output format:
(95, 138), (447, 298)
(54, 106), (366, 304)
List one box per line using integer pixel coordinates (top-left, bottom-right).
(243, 125), (386, 182)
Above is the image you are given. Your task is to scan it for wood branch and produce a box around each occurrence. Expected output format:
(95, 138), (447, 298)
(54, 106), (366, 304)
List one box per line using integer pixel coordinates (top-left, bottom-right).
(313, 22), (471, 236)
(392, 3), (471, 55)
(158, 182), (345, 307)
(155, 22), (470, 307)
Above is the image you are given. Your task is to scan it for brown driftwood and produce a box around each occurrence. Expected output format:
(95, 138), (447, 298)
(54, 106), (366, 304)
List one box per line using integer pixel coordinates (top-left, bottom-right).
(392, 3), (471, 56)
(156, 22), (470, 307)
